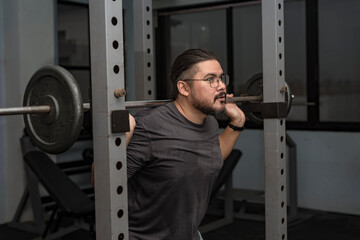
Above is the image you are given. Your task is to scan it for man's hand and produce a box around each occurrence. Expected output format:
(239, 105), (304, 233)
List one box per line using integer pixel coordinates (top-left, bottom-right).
(225, 93), (246, 127)
(218, 94), (246, 160)
(126, 114), (136, 146)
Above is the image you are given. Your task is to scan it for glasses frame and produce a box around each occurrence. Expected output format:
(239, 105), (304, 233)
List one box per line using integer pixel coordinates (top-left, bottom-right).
(182, 74), (229, 88)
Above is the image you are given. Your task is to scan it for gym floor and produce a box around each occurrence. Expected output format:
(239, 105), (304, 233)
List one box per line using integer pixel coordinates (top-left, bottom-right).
(1, 207), (360, 240)
(202, 208), (360, 240)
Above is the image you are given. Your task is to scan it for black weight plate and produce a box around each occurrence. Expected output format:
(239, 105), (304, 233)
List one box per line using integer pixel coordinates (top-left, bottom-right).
(23, 65), (83, 154)
(242, 73), (264, 125)
(242, 73), (292, 125)
(284, 81), (292, 115)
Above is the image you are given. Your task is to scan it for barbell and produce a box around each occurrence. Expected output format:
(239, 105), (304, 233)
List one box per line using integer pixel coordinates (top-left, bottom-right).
(0, 65), (292, 154)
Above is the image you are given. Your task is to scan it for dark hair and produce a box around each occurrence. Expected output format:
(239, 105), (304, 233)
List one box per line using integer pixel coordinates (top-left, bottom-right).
(169, 48), (219, 99)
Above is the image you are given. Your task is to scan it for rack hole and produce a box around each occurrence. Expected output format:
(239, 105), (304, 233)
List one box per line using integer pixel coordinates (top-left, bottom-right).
(117, 186), (123, 194)
(147, 62), (151, 68)
(147, 76), (151, 81)
(115, 137), (121, 146)
(281, 153), (284, 159)
(279, 20), (282, 26)
(279, 70), (282, 76)
(118, 233), (124, 240)
(146, 20), (150, 26)
(147, 34), (151, 39)
(147, 48), (151, 54)
(281, 185), (284, 192)
(148, 90), (152, 95)
(117, 209), (124, 218)
(116, 161), (122, 170)
(146, 6), (150, 11)
(280, 136), (284, 142)
(281, 201), (285, 208)
(281, 169), (284, 175)
(282, 218), (285, 224)
(279, 53), (282, 59)
(280, 119), (283, 125)
(279, 37), (282, 43)
(113, 40), (119, 49)
(113, 65), (120, 74)
(278, 3), (282, 9)
(111, 17), (118, 26)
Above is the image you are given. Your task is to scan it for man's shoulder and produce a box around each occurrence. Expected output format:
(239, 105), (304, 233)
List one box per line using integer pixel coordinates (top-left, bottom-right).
(135, 103), (172, 117)
(134, 102), (175, 126)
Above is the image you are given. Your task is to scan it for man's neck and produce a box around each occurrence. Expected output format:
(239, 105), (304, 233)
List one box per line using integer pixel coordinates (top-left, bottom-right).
(174, 98), (207, 125)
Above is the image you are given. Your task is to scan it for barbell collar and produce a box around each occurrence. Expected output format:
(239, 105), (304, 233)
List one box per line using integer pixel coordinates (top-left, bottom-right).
(83, 103), (91, 111)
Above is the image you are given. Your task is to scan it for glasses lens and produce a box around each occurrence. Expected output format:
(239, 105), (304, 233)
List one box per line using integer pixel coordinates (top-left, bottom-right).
(209, 75), (229, 87)
(225, 75), (229, 86)
(210, 78), (218, 88)
(221, 75), (229, 86)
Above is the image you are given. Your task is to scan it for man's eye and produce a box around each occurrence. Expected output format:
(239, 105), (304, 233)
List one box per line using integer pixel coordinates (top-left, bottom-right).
(207, 77), (216, 82)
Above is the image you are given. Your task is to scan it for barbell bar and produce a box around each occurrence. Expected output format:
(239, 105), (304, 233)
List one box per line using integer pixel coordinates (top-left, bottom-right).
(0, 105), (51, 116)
(0, 65), (290, 154)
(0, 93), (262, 116)
(123, 95), (262, 109)
(0, 104), (92, 116)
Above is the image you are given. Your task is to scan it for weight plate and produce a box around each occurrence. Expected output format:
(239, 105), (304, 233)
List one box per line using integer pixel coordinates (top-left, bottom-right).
(242, 73), (292, 125)
(23, 65), (83, 154)
(284, 81), (292, 116)
(242, 73), (264, 125)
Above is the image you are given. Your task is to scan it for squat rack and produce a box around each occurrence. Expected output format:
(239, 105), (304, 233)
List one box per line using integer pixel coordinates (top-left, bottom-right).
(89, 0), (287, 240)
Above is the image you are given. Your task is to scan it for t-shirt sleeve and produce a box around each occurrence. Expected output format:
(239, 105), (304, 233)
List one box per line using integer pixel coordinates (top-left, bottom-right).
(127, 119), (151, 178)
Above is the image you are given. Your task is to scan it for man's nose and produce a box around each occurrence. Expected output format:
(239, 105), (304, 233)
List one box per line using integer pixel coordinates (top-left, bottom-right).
(218, 79), (226, 90)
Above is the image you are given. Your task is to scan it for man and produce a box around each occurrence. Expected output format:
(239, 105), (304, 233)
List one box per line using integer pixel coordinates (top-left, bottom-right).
(127, 48), (245, 240)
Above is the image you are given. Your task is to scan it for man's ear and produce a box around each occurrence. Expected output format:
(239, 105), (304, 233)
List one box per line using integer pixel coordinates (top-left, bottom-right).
(177, 80), (190, 97)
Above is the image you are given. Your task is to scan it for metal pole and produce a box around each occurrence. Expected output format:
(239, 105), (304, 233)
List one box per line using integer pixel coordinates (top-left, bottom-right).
(89, 0), (128, 240)
(262, 0), (287, 240)
(286, 134), (298, 220)
(0, 103), (90, 116)
(0, 95), (261, 116)
(133, 0), (154, 101)
(0, 106), (50, 116)
(124, 95), (262, 109)
(229, 95), (262, 103)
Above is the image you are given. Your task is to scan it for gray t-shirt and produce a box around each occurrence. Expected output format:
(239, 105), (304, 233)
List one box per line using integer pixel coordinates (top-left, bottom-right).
(127, 102), (223, 240)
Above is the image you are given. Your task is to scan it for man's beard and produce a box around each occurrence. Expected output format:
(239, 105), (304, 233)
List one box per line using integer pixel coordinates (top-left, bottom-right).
(192, 92), (226, 116)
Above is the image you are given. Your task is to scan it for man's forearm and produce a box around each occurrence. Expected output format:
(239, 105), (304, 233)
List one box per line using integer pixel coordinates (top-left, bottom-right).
(218, 125), (242, 160)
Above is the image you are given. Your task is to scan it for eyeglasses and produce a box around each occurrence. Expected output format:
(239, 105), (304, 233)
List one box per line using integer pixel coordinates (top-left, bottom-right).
(182, 74), (229, 88)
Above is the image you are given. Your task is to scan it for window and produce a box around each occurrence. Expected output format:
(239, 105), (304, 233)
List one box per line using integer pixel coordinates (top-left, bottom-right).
(233, 4), (262, 97)
(156, 9), (227, 99)
(232, 1), (307, 122)
(57, 2), (90, 103)
(156, 0), (360, 131)
(284, 1), (307, 122)
(318, 0), (360, 123)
